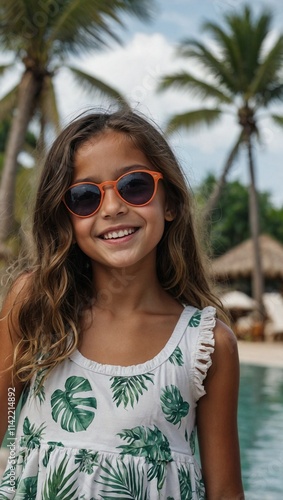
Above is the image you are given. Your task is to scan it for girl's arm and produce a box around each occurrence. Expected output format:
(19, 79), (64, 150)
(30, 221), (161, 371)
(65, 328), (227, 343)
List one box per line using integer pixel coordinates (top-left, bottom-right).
(197, 319), (245, 500)
(0, 278), (27, 446)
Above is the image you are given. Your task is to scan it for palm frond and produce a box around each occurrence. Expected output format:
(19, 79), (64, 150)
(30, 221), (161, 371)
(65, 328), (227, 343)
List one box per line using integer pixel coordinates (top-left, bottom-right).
(271, 114), (283, 127)
(46, 0), (152, 55)
(258, 83), (283, 106)
(178, 39), (236, 92)
(166, 108), (223, 134)
(0, 1), (27, 49)
(158, 71), (232, 103)
(247, 36), (283, 99)
(46, 1), (119, 54)
(201, 22), (243, 75)
(224, 7), (271, 65)
(68, 66), (129, 106)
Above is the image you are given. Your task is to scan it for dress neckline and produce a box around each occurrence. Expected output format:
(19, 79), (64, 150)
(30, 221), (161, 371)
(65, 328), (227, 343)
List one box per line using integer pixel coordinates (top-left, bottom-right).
(69, 305), (195, 376)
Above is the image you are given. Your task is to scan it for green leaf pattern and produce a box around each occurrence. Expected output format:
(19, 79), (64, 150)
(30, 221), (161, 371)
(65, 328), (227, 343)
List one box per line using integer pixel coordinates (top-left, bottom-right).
(110, 373), (154, 408)
(74, 449), (99, 474)
(160, 385), (190, 427)
(43, 442), (64, 467)
(0, 307), (210, 498)
(51, 376), (97, 432)
(95, 458), (148, 499)
(189, 429), (196, 455)
(31, 368), (48, 403)
(169, 346), (184, 366)
(16, 476), (38, 500)
(19, 417), (46, 449)
(188, 310), (201, 327)
(117, 425), (173, 490)
(178, 465), (193, 500)
(42, 455), (78, 500)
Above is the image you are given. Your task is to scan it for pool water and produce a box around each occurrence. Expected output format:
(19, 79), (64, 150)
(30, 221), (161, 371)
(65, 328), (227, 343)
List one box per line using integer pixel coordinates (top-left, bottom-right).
(239, 364), (283, 499)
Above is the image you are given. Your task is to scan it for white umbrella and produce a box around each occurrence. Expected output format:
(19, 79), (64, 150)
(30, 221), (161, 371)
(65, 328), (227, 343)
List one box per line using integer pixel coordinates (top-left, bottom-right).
(221, 291), (256, 310)
(263, 293), (283, 336)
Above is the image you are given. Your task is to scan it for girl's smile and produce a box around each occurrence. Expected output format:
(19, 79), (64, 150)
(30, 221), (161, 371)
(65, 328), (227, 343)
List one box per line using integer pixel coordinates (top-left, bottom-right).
(99, 225), (138, 241)
(71, 131), (173, 270)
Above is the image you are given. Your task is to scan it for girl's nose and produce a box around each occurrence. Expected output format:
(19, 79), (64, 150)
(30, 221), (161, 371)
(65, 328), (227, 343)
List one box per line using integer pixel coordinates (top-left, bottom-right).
(99, 185), (128, 217)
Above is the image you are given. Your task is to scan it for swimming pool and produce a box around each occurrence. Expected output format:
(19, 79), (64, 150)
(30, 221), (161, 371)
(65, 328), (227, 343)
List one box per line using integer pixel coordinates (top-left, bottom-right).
(239, 364), (283, 499)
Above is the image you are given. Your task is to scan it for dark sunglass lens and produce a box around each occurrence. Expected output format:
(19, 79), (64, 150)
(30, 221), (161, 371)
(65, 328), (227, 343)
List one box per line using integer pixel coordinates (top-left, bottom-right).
(118, 172), (154, 205)
(65, 185), (101, 216)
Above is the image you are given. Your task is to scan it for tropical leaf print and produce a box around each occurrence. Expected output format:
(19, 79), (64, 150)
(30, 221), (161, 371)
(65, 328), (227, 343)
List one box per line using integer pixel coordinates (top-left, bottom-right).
(42, 454), (78, 500)
(195, 471), (206, 499)
(189, 429), (196, 455)
(31, 369), (48, 403)
(43, 442), (64, 467)
(95, 458), (148, 499)
(20, 382), (30, 408)
(110, 373), (154, 409)
(117, 425), (172, 490)
(74, 449), (99, 474)
(160, 385), (189, 428)
(16, 475), (38, 500)
(51, 376), (97, 432)
(169, 346), (184, 366)
(188, 310), (201, 327)
(178, 465), (193, 500)
(19, 417), (46, 449)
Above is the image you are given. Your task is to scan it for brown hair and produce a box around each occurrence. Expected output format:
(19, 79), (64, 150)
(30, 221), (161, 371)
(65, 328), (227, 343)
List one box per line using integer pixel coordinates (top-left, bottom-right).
(9, 108), (224, 383)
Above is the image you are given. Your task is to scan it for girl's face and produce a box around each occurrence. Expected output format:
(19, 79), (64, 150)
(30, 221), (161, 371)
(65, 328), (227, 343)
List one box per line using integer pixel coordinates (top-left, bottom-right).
(69, 131), (173, 272)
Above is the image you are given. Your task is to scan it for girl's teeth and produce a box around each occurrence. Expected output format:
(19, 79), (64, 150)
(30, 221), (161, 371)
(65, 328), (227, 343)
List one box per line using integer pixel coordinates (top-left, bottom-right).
(103, 228), (135, 240)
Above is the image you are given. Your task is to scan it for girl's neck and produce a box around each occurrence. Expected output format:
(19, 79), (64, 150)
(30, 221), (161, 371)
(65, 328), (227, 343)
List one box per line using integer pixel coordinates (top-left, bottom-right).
(91, 261), (177, 315)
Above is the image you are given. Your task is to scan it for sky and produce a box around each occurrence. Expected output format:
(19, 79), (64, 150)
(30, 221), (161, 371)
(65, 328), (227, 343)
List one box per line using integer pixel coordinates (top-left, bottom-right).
(1, 0), (283, 205)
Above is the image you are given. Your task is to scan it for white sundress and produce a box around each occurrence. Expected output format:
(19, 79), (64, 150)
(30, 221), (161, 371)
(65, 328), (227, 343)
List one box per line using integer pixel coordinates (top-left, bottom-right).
(0, 305), (216, 500)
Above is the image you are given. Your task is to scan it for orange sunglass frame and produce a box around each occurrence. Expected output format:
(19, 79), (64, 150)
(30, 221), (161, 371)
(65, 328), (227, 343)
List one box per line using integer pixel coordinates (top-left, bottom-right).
(62, 169), (164, 218)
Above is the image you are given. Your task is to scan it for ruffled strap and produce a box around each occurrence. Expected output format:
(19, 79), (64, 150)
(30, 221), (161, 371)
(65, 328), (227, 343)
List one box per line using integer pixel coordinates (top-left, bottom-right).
(193, 306), (216, 401)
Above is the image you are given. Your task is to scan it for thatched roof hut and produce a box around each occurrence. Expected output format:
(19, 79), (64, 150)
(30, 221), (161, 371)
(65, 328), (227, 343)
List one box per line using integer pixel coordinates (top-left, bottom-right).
(211, 234), (283, 280)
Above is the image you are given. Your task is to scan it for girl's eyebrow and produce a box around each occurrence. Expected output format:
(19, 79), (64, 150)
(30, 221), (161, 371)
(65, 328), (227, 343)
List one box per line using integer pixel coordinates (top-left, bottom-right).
(73, 164), (150, 183)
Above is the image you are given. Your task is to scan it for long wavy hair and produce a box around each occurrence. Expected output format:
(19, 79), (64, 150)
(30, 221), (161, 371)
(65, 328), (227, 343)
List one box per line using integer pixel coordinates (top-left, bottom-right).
(9, 108), (224, 384)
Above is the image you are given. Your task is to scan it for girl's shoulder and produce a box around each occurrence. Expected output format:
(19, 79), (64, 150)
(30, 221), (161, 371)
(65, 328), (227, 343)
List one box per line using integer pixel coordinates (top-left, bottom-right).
(206, 317), (239, 380)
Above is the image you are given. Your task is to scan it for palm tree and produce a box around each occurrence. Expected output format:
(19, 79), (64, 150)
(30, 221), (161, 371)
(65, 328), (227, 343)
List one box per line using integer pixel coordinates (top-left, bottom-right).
(158, 5), (283, 318)
(0, 0), (154, 247)
(0, 118), (37, 260)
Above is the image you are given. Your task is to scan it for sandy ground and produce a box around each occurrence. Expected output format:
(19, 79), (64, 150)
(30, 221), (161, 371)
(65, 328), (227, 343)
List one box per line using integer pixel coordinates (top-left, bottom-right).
(238, 340), (283, 368)
(1, 341), (283, 479)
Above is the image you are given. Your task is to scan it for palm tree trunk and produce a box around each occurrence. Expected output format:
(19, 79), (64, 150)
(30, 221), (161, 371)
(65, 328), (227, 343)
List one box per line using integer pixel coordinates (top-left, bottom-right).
(0, 70), (39, 245)
(203, 131), (243, 221)
(246, 136), (265, 320)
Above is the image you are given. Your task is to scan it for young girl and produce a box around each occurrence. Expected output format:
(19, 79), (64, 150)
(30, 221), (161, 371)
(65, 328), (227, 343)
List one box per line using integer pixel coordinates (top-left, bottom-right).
(0, 109), (244, 499)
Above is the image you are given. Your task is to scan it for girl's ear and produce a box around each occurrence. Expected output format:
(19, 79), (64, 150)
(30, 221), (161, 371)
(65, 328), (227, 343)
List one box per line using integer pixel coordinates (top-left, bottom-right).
(164, 203), (175, 221)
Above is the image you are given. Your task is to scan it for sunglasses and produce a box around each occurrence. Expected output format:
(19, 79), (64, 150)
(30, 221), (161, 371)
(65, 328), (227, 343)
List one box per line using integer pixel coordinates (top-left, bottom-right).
(63, 169), (164, 218)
